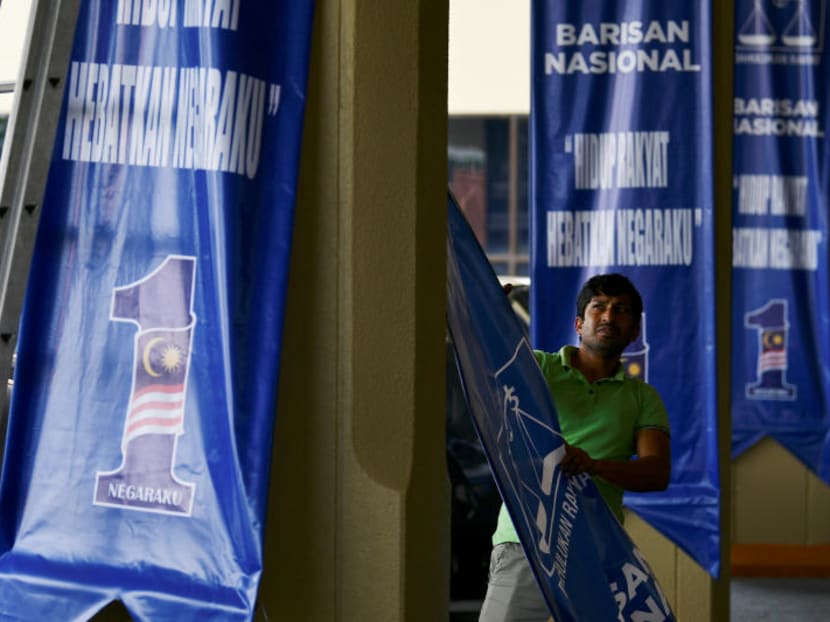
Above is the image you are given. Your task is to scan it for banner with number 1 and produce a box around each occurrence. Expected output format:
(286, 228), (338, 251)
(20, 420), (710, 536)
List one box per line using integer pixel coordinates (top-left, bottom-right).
(730, 0), (830, 479)
(0, 1), (315, 619)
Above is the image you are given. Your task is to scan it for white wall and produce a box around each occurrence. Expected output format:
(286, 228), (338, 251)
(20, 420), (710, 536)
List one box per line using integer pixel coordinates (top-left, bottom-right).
(0, 0), (33, 115)
(448, 0), (530, 115)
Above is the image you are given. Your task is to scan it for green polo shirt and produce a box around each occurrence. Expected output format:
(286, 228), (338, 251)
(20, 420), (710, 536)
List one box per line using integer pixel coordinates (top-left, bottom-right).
(492, 345), (669, 544)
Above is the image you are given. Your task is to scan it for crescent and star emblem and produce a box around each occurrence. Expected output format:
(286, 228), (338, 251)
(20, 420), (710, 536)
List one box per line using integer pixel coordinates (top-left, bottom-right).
(762, 332), (784, 349)
(142, 337), (185, 377)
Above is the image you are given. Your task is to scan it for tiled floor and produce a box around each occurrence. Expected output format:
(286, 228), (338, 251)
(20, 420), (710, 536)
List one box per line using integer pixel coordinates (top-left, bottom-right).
(731, 577), (830, 622)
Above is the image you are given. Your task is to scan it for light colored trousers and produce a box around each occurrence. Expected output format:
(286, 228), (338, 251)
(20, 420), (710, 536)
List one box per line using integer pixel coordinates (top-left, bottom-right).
(478, 543), (554, 622)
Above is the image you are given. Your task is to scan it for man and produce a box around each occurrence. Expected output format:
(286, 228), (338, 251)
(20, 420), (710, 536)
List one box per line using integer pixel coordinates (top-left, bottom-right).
(479, 273), (671, 622)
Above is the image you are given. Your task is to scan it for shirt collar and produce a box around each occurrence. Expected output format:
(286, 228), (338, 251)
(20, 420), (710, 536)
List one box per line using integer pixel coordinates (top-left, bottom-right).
(559, 345), (626, 382)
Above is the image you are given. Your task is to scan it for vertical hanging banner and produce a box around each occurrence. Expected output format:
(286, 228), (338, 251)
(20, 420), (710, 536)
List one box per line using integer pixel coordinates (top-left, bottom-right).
(530, 1), (721, 576)
(448, 194), (676, 622)
(0, 1), (314, 620)
(731, 0), (830, 481)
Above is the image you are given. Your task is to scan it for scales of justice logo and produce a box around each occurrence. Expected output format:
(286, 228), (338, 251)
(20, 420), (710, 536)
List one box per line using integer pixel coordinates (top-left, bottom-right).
(738, 0), (825, 51)
(94, 255), (198, 516)
(494, 339), (567, 575)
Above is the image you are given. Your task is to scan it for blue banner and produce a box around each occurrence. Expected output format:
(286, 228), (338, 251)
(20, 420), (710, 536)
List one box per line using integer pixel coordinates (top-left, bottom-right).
(530, 2), (721, 576)
(731, 0), (830, 481)
(448, 194), (676, 622)
(0, 1), (314, 619)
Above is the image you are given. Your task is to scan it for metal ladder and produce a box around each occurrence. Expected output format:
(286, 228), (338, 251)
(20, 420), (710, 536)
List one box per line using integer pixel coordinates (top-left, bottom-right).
(0, 0), (80, 464)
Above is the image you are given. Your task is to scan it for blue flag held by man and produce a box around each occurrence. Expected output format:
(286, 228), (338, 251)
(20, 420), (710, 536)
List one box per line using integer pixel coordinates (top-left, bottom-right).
(447, 194), (676, 622)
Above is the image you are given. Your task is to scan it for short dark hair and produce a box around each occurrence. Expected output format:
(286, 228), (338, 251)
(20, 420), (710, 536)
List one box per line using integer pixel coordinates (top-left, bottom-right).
(576, 273), (643, 321)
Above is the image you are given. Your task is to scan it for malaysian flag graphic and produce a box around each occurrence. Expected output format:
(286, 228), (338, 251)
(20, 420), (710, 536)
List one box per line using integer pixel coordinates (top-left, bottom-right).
(122, 327), (192, 448)
(758, 329), (787, 373)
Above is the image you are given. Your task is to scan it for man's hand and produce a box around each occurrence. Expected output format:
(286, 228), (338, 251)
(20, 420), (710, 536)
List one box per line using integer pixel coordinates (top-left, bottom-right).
(559, 429), (671, 491)
(559, 443), (598, 477)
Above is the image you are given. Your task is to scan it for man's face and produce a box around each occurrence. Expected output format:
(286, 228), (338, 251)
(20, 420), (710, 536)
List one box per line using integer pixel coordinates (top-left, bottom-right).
(575, 293), (640, 358)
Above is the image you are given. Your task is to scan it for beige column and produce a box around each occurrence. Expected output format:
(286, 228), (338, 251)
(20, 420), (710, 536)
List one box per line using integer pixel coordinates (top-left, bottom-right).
(261, 1), (450, 621)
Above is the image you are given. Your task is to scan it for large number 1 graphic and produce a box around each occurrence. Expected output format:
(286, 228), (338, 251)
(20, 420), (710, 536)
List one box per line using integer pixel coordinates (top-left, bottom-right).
(744, 299), (796, 400)
(94, 256), (197, 515)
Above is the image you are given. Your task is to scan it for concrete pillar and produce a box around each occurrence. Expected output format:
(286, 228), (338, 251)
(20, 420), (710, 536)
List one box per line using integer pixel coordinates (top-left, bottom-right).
(261, 1), (450, 621)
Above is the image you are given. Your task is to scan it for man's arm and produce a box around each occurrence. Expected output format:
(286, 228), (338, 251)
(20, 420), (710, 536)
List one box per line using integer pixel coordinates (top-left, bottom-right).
(559, 428), (671, 492)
